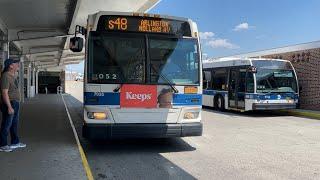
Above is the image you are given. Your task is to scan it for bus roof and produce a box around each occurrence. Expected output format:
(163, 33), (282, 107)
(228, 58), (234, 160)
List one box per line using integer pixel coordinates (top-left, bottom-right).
(90, 11), (191, 22)
(203, 58), (291, 69)
(87, 11), (198, 37)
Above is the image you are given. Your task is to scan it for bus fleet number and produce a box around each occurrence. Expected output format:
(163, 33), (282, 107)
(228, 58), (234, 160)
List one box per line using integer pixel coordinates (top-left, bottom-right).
(94, 92), (104, 96)
(98, 74), (117, 80)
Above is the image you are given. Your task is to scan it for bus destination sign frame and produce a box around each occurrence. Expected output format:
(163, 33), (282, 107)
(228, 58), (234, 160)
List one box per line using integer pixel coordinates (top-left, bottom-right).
(97, 15), (191, 36)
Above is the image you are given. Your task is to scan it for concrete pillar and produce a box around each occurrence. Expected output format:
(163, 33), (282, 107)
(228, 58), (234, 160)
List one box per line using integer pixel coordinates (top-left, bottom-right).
(19, 56), (25, 103)
(32, 67), (35, 85)
(27, 63), (31, 98)
(2, 42), (9, 69)
(60, 70), (65, 93)
(32, 66), (36, 96)
(36, 70), (39, 94)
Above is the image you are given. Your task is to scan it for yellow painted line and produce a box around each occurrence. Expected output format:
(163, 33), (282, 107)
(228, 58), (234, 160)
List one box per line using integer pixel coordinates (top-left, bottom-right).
(61, 94), (94, 180)
(284, 110), (320, 120)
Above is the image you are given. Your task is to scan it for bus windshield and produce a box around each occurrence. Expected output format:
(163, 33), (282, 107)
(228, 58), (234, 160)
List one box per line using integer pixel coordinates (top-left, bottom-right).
(87, 32), (200, 85)
(149, 37), (199, 85)
(253, 60), (298, 93)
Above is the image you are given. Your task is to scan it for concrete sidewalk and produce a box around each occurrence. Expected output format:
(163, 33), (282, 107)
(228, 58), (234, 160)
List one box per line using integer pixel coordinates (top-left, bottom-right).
(281, 109), (320, 120)
(0, 94), (86, 180)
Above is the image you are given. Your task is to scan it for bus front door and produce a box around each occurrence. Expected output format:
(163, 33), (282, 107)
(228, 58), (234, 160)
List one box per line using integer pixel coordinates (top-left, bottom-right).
(228, 68), (245, 110)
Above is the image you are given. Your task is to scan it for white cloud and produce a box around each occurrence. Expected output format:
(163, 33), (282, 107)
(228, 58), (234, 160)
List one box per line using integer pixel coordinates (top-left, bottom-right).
(206, 39), (239, 49)
(199, 31), (239, 49)
(233, 22), (250, 31)
(199, 32), (215, 40)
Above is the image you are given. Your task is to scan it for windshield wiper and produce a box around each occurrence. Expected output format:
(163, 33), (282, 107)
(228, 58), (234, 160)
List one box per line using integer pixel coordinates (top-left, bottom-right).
(150, 65), (179, 93)
(113, 86), (121, 92)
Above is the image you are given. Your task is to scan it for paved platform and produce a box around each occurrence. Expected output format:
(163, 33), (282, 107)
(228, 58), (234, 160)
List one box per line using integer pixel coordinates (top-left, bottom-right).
(0, 94), (86, 180)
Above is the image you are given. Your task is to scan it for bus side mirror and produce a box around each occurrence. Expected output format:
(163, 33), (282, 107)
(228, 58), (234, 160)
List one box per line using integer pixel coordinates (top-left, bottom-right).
(69, 37), (83, 52)
(299, 86), (302, 92)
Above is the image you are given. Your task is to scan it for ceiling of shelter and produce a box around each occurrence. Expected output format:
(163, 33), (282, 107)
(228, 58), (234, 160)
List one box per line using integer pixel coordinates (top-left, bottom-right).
(0, 0), (160, 71)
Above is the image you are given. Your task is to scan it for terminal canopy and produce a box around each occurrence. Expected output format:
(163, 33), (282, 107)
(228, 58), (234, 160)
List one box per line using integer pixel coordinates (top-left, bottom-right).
(0, 0), (160, 71)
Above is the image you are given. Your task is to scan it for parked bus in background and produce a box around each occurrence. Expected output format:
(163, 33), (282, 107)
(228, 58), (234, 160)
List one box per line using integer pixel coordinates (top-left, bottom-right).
(202, 58), (299, 111)
(69, 11), (203, 139)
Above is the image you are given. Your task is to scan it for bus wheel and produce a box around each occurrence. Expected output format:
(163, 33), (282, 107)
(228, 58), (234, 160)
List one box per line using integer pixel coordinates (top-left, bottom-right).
(215, 95), (225, 111)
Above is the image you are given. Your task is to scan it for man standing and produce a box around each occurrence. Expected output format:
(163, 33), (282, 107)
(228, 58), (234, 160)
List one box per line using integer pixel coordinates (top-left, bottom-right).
(0, 58), (26, 152)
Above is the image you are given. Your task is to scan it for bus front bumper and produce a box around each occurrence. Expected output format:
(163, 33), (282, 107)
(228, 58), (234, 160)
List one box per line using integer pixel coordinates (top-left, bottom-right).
(253, 103), (297, 110)
(82, 122), (203, 139)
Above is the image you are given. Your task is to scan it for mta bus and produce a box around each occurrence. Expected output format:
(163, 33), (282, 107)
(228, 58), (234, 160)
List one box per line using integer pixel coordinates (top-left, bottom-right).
(70, 11), (203, 139)
(202, 58), (299, 111)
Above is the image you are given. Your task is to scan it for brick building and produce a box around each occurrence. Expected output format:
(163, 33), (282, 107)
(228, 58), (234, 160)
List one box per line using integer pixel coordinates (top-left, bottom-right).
(224, 41), (320, 111)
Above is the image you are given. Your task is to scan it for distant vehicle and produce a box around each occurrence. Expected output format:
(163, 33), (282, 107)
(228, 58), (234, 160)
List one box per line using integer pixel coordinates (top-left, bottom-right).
(75, 74), (83, 81)
(69, 11), (203, 139)
(202, 58), (299, 111)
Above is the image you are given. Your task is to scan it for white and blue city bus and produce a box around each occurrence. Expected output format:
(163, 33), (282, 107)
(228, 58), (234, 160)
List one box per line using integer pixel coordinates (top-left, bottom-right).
(70, 11), (203, 139)
(202, 58), (299, 111)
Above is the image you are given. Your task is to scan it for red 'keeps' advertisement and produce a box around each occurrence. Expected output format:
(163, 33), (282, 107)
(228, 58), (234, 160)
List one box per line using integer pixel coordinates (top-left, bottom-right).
(120, 84), (157, 108)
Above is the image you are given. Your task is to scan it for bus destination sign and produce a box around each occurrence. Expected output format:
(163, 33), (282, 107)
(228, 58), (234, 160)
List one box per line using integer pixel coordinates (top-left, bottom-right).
(108, 18), (171, 33)
(138, 19), (170, 33)
(97, 15), (191, 36)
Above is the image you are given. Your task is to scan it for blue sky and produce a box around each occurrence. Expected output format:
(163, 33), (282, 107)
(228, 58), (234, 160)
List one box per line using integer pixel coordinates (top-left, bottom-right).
(150, 0), (320, 58)
(68, 0), (320, 72)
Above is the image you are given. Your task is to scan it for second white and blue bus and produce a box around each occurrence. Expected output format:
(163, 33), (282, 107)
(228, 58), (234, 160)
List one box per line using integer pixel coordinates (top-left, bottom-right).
(202, 58), (299, 111)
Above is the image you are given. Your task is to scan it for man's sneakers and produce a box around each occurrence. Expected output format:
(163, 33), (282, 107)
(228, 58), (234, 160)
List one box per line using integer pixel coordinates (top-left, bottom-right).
(9, 143), (26, 149)
(0, 145), (13, 152)
(0, 143), (26, 152)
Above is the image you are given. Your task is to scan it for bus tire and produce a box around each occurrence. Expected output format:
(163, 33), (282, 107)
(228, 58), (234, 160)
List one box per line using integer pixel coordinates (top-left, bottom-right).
(215, 95), (225, 111)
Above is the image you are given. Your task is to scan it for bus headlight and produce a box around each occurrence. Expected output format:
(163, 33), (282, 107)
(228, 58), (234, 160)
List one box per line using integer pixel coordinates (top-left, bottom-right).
(87, 112), (107, 120)
(183, 112), (200, 119)
(287, 99), (294, 103)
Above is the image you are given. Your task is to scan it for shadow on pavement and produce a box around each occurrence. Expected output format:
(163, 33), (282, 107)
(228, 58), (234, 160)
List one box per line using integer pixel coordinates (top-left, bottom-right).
(87, 137), (196, 153)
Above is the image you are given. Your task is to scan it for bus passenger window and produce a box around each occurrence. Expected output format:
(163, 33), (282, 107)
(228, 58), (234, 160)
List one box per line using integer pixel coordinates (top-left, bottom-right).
(212, 68), (227, 90)
(246, 72), (254, 93)
(238, 70), (246, 93)
(203, 71), (211, 89)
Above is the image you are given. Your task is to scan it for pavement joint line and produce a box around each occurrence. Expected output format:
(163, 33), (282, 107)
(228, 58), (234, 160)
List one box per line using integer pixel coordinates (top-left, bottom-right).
(61, 94), (94, 180)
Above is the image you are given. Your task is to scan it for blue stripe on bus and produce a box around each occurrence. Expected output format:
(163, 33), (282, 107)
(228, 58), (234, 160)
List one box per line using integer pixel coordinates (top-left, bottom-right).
(203, 90), (298, 101)
(84, 92), (203, 106)
(172, 94), (202, 106)
(203, 90), (228, 96)
(84, 92), (120, 105)
(245, 93), (298, 100)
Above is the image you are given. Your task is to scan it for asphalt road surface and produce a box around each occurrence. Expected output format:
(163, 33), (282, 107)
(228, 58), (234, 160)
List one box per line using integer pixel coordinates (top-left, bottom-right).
(65, 81), (320, 180)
